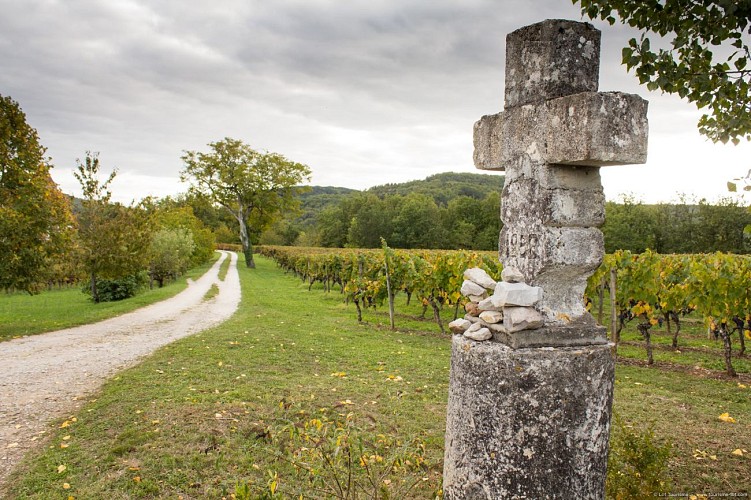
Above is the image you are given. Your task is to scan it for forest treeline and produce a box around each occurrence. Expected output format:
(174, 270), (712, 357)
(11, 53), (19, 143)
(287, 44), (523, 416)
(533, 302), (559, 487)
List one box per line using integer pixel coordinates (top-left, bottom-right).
(255, 174), (751, 254)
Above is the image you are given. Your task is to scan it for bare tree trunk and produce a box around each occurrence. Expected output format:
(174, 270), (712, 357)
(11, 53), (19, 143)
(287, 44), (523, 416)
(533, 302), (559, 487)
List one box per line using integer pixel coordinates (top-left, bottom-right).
(739, 325), (746, 357)
(430, 297), (445, 334)
(236, 211), (255, 268)
(732, 317), (746, 357)
(637, 320), (653, 365)
(89, 272), (99, 303)
(719, 325), (737, 377)
(354, 298), (363, 323)
(384, 263), (395, 330)
(670, 311), (681, 349)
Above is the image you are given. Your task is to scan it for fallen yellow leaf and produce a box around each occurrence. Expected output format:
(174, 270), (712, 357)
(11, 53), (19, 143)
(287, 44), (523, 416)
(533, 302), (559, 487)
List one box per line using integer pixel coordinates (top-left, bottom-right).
(62, 435), (71, 441)
(60, 443), (69, 449)
(57, 464), (67, 473)
(63, 483), (71, 489)
(60, 421), (70, 428)
(133, 476), (141, 483)
(718, 412), (737, 423)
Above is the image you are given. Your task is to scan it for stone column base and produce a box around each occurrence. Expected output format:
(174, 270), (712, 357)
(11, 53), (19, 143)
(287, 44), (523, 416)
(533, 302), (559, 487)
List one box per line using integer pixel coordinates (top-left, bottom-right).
(443, 335), (615, 499)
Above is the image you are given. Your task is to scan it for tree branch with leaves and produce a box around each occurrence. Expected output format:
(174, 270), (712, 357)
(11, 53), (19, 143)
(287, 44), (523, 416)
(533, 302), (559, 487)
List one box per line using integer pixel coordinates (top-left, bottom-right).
(576, 0), (751, 144)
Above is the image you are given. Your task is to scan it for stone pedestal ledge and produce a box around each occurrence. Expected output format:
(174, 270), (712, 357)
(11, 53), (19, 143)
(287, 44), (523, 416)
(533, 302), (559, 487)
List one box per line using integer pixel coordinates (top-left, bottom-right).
(495, 320), (608, 349)
(443, 336), (615, 499)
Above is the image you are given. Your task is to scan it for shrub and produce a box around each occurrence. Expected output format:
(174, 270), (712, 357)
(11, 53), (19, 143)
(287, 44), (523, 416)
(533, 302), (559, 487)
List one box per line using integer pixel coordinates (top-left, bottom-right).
(83, 273), (147, 302)
(149, 227), (196, 287)
(606, 414), (672, 499)
(233, 403), (442, 499)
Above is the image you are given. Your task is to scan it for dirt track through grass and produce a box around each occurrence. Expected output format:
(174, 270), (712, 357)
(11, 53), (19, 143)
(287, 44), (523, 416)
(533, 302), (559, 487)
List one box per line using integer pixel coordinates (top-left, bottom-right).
(0, 251), (241, 489)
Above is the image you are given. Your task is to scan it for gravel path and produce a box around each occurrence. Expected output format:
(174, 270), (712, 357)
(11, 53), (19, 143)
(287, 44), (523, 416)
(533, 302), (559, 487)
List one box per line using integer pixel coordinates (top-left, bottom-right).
(0, 251), (241, 489)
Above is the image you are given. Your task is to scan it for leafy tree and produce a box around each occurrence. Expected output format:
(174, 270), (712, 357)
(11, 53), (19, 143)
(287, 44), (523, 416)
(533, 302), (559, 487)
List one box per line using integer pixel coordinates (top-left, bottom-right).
(390, 193), (445, 249)
(0, 94), (75, 293)
(181, 138), (311, 267)
(316, 205), (350, 247)
(74, 152), (152, 302)
(148, 227), (196, 287)
(653, 196), (701, 253)
(346, 194), (396, 248)
(443, 193), (501, 251)
(476, 192), (502, 251)
(602, 195), (658, 252)
(259, 219), (303, 246)
(148, 200), (216, 266)
(694, 196), (751, 252)
(576, 0), (751, 144)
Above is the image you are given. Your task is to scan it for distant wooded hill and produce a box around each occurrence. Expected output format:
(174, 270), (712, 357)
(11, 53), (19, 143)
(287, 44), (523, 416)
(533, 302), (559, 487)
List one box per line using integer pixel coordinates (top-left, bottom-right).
(365, 172), (504, 203)
(264, 172), (505, 249)
(297, 171), (503, 215)
(261, 173), (751, 254)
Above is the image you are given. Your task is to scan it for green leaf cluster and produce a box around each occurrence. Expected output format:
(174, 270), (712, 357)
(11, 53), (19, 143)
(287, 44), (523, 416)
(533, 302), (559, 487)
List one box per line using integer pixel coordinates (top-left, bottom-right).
(148, 228), (196, 288)
(577, 0), (751, 144)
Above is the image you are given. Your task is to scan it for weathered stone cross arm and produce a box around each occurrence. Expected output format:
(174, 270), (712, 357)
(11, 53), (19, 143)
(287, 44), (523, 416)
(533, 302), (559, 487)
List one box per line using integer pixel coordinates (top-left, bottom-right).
(474, 91), (648, 171)
(474, 21), (648, 172)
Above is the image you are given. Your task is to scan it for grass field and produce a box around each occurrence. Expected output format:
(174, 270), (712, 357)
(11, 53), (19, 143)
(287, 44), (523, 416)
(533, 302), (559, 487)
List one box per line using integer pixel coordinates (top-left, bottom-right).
(5, 256), (750, 498)
(0, 254), (220, 342)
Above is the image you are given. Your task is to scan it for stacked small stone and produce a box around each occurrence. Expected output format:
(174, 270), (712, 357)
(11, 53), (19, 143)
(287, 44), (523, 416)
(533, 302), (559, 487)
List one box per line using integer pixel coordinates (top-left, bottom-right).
(448, 266), (544, 341)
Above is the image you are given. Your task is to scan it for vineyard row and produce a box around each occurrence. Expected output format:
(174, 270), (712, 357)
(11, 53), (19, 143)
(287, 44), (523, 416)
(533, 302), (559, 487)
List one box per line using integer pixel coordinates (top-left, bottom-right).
(257, 246), (751, 376)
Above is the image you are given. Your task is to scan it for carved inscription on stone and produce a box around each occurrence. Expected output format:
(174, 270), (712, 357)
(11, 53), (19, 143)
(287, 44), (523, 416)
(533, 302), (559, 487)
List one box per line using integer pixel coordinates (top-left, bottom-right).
(501, 232), (540, 261)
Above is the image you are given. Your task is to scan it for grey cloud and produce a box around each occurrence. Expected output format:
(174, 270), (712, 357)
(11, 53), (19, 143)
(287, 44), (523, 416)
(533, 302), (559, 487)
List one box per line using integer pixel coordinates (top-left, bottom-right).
(0, 0), (747, 203)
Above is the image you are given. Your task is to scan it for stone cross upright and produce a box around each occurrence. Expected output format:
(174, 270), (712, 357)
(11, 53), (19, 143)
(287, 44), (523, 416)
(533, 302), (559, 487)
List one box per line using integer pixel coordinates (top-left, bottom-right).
(443, 20), (649, 499)
(474, 19), (648, 327)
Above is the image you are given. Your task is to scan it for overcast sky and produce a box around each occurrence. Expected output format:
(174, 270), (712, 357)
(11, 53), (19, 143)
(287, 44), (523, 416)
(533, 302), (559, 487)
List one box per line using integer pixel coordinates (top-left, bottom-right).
(2, 0), (749, 204)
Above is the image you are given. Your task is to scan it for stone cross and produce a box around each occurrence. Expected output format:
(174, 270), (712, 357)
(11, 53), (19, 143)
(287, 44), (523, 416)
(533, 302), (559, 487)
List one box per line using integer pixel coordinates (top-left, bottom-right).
(474, 19), (648, 326)
(443, 20), (648, 499)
